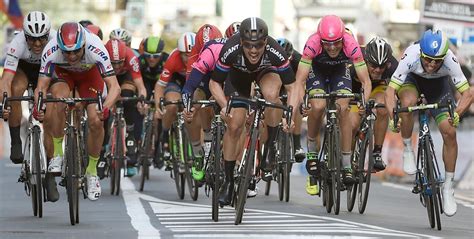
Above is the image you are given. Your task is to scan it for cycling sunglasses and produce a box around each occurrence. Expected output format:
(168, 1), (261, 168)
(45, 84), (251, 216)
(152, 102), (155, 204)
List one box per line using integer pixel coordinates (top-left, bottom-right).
(62, 47), (83, 55)
(367, 61), (387, 69)
(242, 41), (266, 50)
(321, 38), (343, 47)
(420, 52), (445, 64)
(144, 52), (162, 58)
(25, 34), (49, 43)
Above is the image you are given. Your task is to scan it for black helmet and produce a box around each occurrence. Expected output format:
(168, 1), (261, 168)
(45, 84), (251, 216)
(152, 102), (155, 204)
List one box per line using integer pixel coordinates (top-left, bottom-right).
(364, 37), (392, 66)
(240, 17), (268, 41)
(276, 38), (293, 56)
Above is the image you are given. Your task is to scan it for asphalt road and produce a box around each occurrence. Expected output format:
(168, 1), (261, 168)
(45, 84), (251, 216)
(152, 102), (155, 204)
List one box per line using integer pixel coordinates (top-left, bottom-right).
(0, 159), (473, 239)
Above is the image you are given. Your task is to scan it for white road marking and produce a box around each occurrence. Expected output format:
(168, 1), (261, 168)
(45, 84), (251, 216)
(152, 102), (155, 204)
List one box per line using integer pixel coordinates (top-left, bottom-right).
(122, 177), (440, 239)
(121, 177), (161, 239)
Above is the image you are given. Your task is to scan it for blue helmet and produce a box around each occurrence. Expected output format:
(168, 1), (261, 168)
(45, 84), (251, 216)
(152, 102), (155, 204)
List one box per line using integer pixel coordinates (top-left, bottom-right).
(419, 29), (449, 59)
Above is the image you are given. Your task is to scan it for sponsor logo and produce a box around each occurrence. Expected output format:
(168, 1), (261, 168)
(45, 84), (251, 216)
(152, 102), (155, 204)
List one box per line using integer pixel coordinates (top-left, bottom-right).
(266, 45), (285, 62)
(6, 60), (15, 67)
(130, 58), (140, 72)
(162, 69), (170, 78)
(42, 45), (58, 61)
(203, 26), (210, 44)
(10, 48), (15, 54)
(431, 41), (438, 49)
(87, 45), (109, 61)
(221, 44), (239, 62)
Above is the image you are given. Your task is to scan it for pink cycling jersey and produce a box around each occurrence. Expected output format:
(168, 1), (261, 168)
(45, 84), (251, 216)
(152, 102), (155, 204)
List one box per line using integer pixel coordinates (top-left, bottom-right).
(301, 31), (364, 67)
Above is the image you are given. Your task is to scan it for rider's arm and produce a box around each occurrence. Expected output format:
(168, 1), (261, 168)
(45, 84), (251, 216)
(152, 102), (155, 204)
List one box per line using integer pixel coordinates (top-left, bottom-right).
(295, 58), (311, 100)
(354, 63), (372, 102)
(128, 51), (147, 98)
(102, 75), (121, 109)
(445, 53), (472, 116)
(456, 89), (472, 116)
(384, 85), (397, 119)
(1, 71), (15, 99)
(209, 79), (227, 109)
(34, 75), (52, 104)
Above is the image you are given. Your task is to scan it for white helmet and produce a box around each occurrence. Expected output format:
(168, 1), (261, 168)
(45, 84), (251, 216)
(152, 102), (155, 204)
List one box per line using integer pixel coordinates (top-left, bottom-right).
(23, 11), (51, 37)
(109, 28), (132, 46)
(177, 32), (196, 53)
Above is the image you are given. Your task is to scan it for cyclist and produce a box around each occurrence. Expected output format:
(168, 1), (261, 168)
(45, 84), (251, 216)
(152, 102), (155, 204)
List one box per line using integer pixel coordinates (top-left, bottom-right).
(86, 24), (103, 40)
(209, 17), (300, 206)
(79, 19), (93, 27)
(295, 15), (372, 196)
(276, 37), (306, 163)
(349, 37), (399, 171)
(0, 11), (58, 201)
(104, 38), (147, 176)
(385, 29), (472, 217)
(224, 22), (241, 39)
(35, 22), (121, 201)
(154, 32), (196, 162)
(182, 24), (223, 182)
(139, 36), (169, 167)
(110, 28), (132, 48)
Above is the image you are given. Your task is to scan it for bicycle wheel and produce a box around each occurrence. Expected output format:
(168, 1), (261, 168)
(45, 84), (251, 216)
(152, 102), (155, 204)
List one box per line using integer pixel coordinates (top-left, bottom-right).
(347, 135), (359, 212)
(113, 122), (124, 196)
(235, 133), (256, 225)
(321, 133), (332, 213)
(65, 129), (78, 225)
(358, 128), (374, 214)
(31, 127), (43, 218)
(427, 139), (442, 231)
(330, 125), (342, 215)
(139, 122), (153, 192)
(184, 139), (199, 201)
(276, 129), (284, 201)
(283, 132), (293, 203)
(171, 128), (185, 199)
(211, 122), (223, 222)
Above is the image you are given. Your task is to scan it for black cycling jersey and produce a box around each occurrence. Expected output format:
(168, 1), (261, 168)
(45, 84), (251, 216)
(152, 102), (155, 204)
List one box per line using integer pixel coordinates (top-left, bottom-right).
(289, 50), (302, 73)
(212, 33), (295, 86)
(139, 53), (169, 97)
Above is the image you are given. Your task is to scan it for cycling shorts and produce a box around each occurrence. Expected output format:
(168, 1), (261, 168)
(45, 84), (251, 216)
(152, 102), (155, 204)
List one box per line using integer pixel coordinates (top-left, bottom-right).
(54, 66), (107, 98)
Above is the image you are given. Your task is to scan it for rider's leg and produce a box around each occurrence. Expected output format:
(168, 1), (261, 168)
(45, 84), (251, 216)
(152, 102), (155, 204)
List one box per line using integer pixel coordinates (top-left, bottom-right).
(8, 71), (28, 164)
(259, 72), (282, 173)
(372, 89), (388, 171)
(398, 85), (418, 174)
(437, 115), (458, 216)
(43, 81), (69, 172)
(219, 107), (246, 205)
(293, 107), (305, 162)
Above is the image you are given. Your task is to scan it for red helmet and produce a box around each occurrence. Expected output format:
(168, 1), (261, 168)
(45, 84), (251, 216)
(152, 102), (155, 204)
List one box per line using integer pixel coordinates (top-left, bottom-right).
(317, 15), (345, 42)
(86, 24), (103, 40)
(105, 39), (127, 63)
(225, 22), (241, 38)
(57, 22), (86, 51)
(195, 24), (222, 51)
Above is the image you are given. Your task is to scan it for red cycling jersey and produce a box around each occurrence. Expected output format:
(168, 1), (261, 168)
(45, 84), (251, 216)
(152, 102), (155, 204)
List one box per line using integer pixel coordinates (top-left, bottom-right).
(157, 49), (186, 87)
(115, 47), (141, 80)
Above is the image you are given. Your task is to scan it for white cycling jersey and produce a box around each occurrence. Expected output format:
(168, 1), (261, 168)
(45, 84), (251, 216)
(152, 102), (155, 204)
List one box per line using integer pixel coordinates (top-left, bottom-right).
(389, 44), (469, 93)
(3, 30), (56, 73)
(39, 30), (114, 78)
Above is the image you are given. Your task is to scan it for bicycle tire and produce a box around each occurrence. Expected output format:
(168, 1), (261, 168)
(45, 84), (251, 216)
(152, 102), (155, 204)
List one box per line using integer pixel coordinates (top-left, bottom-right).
(184, 139), (199, 201)
(347, 134), (360, 212)
(32, 127), (43, 218)
(331, 125), (342, 215)
(283, 131), (293, 203)
(66, 129), (78, 225)
(211, 122), (223, 222)
(358, 127), (374, 214)
(276, 129), (284, 201)
(139, 122), (153, 192)
(235, 132), (257, 225)
(113, 121), (124, 196)
(171, 128), (185, 199)
(265, 181), (271, 196)
(321, 132), (332, 213)
(425, 139), (441, 230)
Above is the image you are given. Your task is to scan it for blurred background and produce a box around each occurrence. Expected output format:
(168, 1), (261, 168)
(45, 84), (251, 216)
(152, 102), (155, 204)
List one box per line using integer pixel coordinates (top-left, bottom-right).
(0, 0), (473, 188)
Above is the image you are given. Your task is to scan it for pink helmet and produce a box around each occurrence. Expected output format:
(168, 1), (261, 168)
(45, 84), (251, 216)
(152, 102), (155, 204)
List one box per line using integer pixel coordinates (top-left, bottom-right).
(317, 15), (345, 42)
